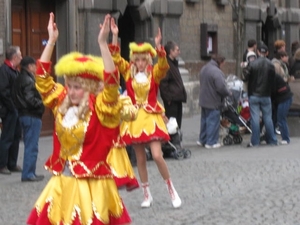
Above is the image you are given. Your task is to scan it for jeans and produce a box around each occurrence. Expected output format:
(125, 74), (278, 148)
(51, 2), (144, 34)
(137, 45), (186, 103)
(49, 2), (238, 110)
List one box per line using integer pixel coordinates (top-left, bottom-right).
(249, 96), (277, 146)
(199, 107), (220, 145)
(277, 97), (292, 143)
(0, 109), (21, 169)
(19, 116), (42, 179)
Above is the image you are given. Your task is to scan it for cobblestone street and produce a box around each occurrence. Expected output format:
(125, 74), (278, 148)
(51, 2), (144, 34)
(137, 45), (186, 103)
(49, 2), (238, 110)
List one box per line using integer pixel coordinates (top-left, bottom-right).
(1, 114), (300, 225)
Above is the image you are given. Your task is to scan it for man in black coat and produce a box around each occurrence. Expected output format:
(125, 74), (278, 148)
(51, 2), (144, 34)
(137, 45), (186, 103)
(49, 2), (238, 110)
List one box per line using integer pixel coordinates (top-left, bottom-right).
(159, 41), (187, 129)
(0, 46), (23, 175)
(12, 56), (45, 182)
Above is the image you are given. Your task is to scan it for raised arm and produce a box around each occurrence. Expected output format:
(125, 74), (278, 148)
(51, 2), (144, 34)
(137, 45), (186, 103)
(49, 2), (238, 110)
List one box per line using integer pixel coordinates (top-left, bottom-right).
(110, 17), (119, 46)
(98, 14), (115, 73)
(35, 12), (64, 111)
(155, 27), (162, 49)
(153, 27), (170, 83)
(40, 12), (59, 62)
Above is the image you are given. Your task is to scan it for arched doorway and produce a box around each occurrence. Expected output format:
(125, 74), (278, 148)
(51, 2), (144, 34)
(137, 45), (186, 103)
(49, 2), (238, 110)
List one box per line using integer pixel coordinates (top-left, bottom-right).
(118, 6), (135, 92)
(12, 0), (56, 136)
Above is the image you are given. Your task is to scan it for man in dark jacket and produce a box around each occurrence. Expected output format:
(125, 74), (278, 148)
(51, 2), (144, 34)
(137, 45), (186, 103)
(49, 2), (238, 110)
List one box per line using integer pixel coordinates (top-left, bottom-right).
(198, 54), (230, 149)
(0, 46), (23, 175)
(242, 44), (277, 147)
(160, 41), (187, 129)
(12, 56), (45, 182)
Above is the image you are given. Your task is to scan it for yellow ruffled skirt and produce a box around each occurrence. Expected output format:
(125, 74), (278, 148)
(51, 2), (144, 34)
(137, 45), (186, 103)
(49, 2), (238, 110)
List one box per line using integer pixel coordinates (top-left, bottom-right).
(27, 175), (131, 225)
(120, 108), (170, 144)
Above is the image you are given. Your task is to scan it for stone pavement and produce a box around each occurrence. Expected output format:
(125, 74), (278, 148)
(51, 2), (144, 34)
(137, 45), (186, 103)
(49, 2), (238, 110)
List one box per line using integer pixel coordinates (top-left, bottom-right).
(1, 113), (300, 225)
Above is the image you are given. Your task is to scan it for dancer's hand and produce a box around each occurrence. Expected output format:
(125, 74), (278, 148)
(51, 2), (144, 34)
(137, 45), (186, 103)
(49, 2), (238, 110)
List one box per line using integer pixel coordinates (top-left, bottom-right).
(110, 17), (119, 36)
(98, 14), (111, 44)
(47, 12), (59, 44)
(155, 27), (162, 49)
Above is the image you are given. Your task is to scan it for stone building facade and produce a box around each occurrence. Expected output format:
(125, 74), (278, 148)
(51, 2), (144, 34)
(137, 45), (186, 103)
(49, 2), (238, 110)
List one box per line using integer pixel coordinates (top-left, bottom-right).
(0, 0), (300, 133)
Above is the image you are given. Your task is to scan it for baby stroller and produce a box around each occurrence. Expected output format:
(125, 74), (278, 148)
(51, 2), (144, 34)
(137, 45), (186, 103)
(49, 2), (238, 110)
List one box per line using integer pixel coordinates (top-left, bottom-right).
(221, 75), (252, 145)
(146, 117), (191, 160)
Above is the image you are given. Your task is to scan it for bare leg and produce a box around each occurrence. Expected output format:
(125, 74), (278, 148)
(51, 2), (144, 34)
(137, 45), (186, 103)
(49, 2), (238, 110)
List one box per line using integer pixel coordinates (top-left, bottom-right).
(149, 140), (181, 208)
(133, 143), (153, 207)
(149, 141), (170, 180)
(133, 143), (148, 183)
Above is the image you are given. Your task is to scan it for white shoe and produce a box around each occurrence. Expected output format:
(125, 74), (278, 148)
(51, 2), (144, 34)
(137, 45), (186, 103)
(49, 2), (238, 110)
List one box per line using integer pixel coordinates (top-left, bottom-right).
(166, 179), (182, 208)
(280, 140), (288, 145)
(141, 183), (153, 208)
(141, 195), (153, 208)
(196, 141), (203, 147)
(205, 143), (221, 149)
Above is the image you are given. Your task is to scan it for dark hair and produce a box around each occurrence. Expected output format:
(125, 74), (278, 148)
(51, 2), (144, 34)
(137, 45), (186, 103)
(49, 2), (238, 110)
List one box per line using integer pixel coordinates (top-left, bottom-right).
(247, 39), (257, 48)
(211, 54), (225, 66)
(164, 41), (178, 56)
(291, 41), (300, 55)
(274, 50), (288, 60)
(5, 46), (20, 60)
(20, 56), (36, 69)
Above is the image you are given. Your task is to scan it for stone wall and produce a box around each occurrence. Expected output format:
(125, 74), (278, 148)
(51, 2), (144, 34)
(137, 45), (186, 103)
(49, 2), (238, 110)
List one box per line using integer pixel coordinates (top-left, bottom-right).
(179, 1), (234, 61)
(0, 0), (5, 62)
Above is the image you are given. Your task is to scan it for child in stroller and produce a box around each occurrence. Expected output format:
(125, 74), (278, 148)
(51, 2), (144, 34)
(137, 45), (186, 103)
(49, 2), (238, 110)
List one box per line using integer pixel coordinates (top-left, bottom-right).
(221, 75), (252, 145)
(146, 117), (191, 160)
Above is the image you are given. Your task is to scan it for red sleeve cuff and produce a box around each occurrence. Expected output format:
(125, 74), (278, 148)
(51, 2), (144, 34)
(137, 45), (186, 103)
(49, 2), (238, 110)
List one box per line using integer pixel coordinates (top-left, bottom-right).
(36, 60), (52, 75)
(156, 46), (166, 57)
(108, 44), (120, 54)
(103, 69), (119, 85)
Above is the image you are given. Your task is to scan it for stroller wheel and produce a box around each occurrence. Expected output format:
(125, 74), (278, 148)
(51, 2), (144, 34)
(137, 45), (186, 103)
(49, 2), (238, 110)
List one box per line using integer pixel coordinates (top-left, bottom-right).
(223, 136), (233, 146)
(183, 149), (192, 158)
(233, 135), (243, 144)
(174, 150), (185, 160)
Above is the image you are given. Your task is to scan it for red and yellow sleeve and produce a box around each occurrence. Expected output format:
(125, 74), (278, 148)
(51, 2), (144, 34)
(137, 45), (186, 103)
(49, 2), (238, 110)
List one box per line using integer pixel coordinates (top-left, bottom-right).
(153, 46), (170, 84)
(35, 60), (65, 110)
(95, 69), (123, 128)
(108, 44), (131, 81)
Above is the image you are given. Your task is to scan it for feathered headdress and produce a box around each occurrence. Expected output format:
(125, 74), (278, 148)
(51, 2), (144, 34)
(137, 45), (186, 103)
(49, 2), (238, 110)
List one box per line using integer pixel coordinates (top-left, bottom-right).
(129, 42), (157, 59)
(55, 52), (104, 81)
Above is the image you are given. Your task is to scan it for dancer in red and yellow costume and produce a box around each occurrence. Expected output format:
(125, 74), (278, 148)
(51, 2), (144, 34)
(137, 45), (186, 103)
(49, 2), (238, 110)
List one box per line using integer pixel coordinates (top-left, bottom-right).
(27, 13), (138, 225)
(108, 18), (182, 209)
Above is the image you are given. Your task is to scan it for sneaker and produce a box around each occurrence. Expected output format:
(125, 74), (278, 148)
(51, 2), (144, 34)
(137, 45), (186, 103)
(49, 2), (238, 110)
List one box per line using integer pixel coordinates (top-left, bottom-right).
(246, 143), (253, 148)
(280, 140), (288, 145)
(196, 141), (203, 147)
(205, 143), (221, 149)
(275, 127), (281, 135)
(0, 167), (11, 175)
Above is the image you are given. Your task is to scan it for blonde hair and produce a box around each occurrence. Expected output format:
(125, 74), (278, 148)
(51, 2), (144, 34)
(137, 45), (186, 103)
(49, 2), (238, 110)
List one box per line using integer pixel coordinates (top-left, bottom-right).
(130, 53), (153, 77)
(59, 76), (100, 119)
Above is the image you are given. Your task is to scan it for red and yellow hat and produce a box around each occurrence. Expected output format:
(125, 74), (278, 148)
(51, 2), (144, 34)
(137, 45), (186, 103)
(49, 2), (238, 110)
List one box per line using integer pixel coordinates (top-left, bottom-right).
(55, 52), (104, 81)
(129, 42), (157, 59)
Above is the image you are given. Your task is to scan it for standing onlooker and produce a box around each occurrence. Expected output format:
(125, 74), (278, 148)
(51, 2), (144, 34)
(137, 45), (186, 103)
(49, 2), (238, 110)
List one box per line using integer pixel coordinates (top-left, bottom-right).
(242, 39), (257, 62)
(288, 40), (300, 70)
(274, 40), (286, 53)
(271, 51), (294, 135)
(0, 46), (22, 175)
(159, 41), (187, 129)
(12, 56), (45, 182)
(289, 48), (300, 79)
(197, 54), (230, 149)
(242, 44), (277, 147)
(110, 18), (182, 208)
(272, 74), (293, 145)
(272, 51), (293, 82)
